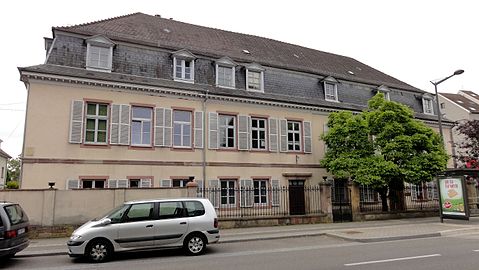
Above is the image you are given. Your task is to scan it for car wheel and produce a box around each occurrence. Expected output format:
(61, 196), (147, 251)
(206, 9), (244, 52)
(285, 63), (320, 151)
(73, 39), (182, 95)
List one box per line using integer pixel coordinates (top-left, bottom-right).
(184, 233), (206, 255)
(86, 239), (113, 263)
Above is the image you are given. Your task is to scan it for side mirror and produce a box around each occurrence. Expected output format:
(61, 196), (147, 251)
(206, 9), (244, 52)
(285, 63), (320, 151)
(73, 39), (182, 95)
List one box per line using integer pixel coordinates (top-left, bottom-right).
(100, 218), (112, 226)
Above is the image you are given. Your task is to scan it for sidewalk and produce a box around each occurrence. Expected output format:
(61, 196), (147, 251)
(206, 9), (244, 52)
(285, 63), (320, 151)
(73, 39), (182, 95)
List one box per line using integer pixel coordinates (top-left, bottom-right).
(17, 217), (479, 258)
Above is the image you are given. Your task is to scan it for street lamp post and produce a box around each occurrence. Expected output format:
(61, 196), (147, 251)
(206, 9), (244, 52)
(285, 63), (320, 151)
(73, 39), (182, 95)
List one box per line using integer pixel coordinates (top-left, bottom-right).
(430, 69), (464, 140)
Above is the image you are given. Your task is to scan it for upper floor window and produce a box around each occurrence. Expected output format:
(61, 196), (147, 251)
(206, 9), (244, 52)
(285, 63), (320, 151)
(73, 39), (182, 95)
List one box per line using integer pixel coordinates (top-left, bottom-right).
(287, 121), (301, 151)
(422, 95), (434, 115)
(131, 107), (152, 146)
(86, 35), (114, 72)
(251, 118), (267, 150)
(216, 57), (236, 88)
(322, 76), (339, 102)
(172, 50), (196, 83)
(85, 103), (108, 144)
(377, 85), (391, 101)
(219, 115), (236, 148)
(173, 110), (192, 148)
(245, 63), (265, 92)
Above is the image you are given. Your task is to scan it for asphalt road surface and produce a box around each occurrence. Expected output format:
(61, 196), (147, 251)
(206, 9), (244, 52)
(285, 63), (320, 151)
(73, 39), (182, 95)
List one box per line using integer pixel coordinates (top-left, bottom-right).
(2, 232), (479, 270)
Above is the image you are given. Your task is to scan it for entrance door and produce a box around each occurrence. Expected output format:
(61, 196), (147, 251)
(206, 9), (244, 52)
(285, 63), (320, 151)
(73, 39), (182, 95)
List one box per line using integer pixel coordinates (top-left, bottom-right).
(289, 180), (305, 215)
(331, 180), (352, 222)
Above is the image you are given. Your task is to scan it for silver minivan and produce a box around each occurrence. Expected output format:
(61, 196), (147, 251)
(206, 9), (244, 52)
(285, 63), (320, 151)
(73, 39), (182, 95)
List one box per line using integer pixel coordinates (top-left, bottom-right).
(67, 198), (219, 262)
(0, 202), (30, 258)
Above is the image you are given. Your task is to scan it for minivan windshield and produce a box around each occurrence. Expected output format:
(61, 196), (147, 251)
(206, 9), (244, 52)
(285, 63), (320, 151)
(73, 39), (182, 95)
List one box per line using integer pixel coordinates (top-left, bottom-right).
(95, 204), (130, 222)
(4, 204), (29, 225)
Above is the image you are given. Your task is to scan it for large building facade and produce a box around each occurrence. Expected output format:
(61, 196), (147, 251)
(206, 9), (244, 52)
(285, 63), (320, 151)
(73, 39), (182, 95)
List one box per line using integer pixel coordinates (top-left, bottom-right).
(19, 13), (453, 195)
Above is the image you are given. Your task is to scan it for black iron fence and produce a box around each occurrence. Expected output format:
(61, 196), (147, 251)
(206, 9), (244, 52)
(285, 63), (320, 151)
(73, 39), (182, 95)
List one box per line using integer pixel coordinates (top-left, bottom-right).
(360, 184), (439, 213)
(198, 185), (323, 218)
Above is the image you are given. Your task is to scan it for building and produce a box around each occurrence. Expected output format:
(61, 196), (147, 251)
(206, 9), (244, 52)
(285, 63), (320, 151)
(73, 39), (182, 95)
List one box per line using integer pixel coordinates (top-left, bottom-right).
(18, 13), (453, 210)
(0, 139), (12, 188)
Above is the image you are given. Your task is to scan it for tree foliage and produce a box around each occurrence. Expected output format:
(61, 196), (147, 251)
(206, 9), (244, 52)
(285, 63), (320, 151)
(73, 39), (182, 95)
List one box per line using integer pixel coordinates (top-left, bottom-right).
(321, 93), (448, 191)
(454, 120), (479, 168)
(7, 156), (21, 182)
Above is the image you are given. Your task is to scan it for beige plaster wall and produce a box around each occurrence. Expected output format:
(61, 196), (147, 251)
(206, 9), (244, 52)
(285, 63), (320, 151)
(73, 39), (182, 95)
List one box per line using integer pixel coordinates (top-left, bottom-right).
(0, 156), (7, 188)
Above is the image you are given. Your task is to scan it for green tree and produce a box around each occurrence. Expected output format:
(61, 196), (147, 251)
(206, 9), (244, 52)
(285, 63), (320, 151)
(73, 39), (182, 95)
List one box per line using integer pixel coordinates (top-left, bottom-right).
(7, 156), (21, 182)
(321, 93), (448, 211)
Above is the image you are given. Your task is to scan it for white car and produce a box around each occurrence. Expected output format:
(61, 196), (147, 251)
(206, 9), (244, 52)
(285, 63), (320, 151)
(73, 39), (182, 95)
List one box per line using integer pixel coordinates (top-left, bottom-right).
(67, 198), (219, 262)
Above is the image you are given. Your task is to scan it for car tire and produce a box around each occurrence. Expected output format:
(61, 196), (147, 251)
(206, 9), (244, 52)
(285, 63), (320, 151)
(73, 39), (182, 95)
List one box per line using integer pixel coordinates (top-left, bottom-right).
(183, 233), (207, 256)
(85, 239), (113, 263)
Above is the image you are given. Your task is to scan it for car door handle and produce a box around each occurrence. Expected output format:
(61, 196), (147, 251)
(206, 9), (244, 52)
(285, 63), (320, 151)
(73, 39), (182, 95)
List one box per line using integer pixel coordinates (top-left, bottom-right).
(146, 224), (154, 228)
(180, 222), (187, 225)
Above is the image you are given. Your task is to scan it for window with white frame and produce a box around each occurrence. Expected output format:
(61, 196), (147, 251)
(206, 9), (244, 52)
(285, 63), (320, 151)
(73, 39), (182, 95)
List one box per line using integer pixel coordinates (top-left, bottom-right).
(217, 66), (235, 88)
(172, 179), (192, 187)
(253, 180), (268, 205)
(174, 58), (194, 82)
(247, 70), (262, 91)
(173, 110), (192, 147)
(324, 82), (338, 101)
(85, 103), (108, 144)
(382, 91), (390, 101)
(220, 180), (236, 206)
(422, 97), (434, 115)
(82, 179), (105, 189)
(85, 36), (114, 72)
(251, 118), (267, 150)
(219, 115), (236, 148)
(131, 107), (152, 146)
(287, 121), (301, 151)
(359, 185), (377, 202)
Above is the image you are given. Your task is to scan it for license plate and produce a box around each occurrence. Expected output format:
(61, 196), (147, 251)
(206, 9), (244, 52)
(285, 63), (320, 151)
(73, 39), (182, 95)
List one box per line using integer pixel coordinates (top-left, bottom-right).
(18, 228), (25, 235)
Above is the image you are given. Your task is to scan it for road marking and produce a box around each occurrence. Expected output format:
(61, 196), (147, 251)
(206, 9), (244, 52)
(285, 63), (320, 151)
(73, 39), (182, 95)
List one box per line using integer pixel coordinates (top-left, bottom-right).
(344, 254), (441, 266)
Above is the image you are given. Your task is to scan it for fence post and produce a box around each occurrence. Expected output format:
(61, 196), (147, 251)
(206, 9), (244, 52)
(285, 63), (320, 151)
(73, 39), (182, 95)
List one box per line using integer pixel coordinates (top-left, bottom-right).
(349, 182), (361, 221)
(319, 182), (333, 222)
(186, 181), (198, 197)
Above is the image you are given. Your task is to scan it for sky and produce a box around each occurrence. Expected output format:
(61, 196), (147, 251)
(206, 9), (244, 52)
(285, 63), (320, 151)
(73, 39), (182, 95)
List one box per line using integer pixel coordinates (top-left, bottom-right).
(0, 0), (477, 158)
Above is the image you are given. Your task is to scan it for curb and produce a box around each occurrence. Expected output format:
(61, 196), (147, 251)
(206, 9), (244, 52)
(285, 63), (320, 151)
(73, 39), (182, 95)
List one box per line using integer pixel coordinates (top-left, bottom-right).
(325, 232), (442, 243)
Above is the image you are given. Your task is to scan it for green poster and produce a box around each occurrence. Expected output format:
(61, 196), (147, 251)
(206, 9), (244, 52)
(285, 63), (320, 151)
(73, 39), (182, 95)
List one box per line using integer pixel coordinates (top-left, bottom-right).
(439, 178), (466, 216)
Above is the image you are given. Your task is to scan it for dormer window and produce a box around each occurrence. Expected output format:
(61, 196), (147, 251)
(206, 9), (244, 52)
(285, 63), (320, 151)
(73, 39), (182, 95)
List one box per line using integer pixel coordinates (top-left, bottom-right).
(377, 85), (391, 101)
(245, 63), (265, 92)
(172, 50), (196, 83)
(86, 35), (114, 72)
(216, 57), (236, 88)
(422, 95), (434, 115)
(322, 76), (339, 102)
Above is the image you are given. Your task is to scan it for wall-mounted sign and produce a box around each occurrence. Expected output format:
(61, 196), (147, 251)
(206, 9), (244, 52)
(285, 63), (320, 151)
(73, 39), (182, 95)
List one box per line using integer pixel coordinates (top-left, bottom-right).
(438, 176), (469, 220)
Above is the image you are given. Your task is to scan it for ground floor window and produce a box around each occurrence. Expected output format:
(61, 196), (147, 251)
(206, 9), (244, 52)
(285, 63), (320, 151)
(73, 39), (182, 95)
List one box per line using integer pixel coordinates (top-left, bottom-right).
(359, 185), (377, 202)
(82, 179), (105, 189)
(253, 180), (268, 205)
(173, 179), (193, 187)
(220, 180), (236, 206)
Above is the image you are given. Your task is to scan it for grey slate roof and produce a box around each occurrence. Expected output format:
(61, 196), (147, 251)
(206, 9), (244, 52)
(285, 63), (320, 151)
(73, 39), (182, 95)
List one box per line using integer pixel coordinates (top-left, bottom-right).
(441, 93), (479, 114)
(53, 12), (421, 93)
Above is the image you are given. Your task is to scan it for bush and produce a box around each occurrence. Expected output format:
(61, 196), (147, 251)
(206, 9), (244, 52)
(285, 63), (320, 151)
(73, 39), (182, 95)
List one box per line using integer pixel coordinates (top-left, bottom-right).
(5, 181), (19, 189)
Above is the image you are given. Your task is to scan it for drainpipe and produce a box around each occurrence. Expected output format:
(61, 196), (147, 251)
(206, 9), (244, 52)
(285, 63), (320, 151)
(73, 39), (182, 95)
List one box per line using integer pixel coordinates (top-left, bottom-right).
(202, 89), (209, 185)
(450, 125), (457, 168)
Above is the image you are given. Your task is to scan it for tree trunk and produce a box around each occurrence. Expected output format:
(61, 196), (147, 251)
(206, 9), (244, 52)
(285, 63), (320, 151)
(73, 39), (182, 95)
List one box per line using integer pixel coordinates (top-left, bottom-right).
(378, 187), (388, 212)
(389, 181), (406, 211)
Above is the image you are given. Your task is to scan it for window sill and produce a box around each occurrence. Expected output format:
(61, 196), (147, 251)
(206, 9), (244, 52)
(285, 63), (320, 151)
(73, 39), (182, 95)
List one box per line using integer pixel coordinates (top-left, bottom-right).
(325, 99), (340, 103)
(217, 85), (236, 89)
(86, 67), (112, 73)
(217, 148), (239, 152)
(81, 144), (111, 149)
(174, 78), (195, 84)
(129, 145), (154, 150)
(171, 147), (195, 152)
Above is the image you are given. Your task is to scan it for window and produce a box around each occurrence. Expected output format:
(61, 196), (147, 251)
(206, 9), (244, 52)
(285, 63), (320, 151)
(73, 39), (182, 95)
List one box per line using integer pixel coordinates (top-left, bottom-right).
(1, 166), (4, 179)
(423, 97), (434, 115)
(172, 179), (192, 187)
(126, 203), (154, 222)
(85, 103), (108, 144)
(173, 110), (192, 147)
(383, 91), (391, 101)
(217, 65), (235, 88)
(184, 201), (205, 217)
(129, 179), (140, 188)
(174, 58), (194, 82)
(219, 115), (236, 148)
(220, 180), (236, 206)
(324, 82), (338, 101)
(131, 107), (152, 146)
(253, 180), (268, 205)
(4, 205), (28, 225)
(440, 102), (446, 109)
(287, 121), (301, 151)
(82, 179), (105, 189)
(251, 118), (267, 150)
(247, 70), (263, 91)
(359, 185), (377, 203)
(85, 36), (114, 72)
(159, 201), (184, 219)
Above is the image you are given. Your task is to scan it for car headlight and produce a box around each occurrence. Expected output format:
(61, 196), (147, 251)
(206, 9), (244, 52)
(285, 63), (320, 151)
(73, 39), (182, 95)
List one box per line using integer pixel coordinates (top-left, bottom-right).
(70, 234), (83, 241)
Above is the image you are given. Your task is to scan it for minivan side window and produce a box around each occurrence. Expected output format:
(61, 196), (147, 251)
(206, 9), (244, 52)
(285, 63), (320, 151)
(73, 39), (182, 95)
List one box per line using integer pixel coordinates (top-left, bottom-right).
(184, 201), (205, 217)
(125, 203), (154, 222)
(4, 205), (28, 225)
(159, 202), (185, 219)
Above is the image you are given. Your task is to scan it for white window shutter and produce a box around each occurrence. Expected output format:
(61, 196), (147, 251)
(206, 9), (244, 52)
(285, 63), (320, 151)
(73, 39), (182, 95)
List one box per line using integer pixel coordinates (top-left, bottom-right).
(303, 121), (312, 153)
(110, 104), (120, 145)
(194, 111), (204, 148)
(117, 179), (128, 188)
(161, 179), (172, 187)
(411, 184), (418, 200)
(208, 112), (219, 149)
(154, 108), (165, 146)
(240, 180), (254, 208)
(67, 179), (80, 190)
(69, 100), (84, 144)
(140, 179), (152, 188)
(119, 105), (131, 145)
(428, 182), (438, 200)
(279, 119), (288, 152)
(164, 108), (172, 147)
(269, 118), (278, 152)
(323, 123), (329, 153)
(108, 179), (118, 188)
(208, 180), (220, 208)
(196, 179), (204, 197)
(272, 180), (280, 207)
(238, 115), (249, 150)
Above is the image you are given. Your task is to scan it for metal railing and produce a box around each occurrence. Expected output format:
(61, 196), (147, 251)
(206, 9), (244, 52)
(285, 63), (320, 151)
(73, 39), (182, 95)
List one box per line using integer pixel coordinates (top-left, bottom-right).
(198, 185), (323, 218)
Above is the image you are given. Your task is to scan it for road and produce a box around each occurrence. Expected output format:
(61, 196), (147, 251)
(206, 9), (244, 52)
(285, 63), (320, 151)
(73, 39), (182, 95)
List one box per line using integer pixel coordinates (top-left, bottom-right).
(2, 232), (479, 270)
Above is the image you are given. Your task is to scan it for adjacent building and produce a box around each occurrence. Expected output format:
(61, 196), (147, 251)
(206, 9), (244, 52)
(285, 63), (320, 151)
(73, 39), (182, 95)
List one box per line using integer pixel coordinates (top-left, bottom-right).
(18, 12), (453, 207)
(0, 139), (12, 188)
